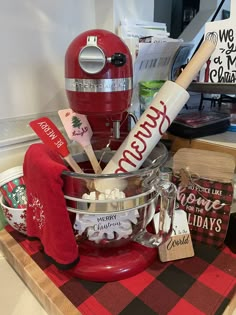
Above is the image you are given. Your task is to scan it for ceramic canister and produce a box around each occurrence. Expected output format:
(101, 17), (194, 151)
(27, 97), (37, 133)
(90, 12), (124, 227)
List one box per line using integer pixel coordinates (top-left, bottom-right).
(0, 166), (27, 209)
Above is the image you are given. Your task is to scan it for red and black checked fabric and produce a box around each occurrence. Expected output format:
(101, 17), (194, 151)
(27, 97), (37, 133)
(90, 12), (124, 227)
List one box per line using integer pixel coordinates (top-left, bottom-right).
(5, 225), (236, 315)
(172, 176), (233, 247)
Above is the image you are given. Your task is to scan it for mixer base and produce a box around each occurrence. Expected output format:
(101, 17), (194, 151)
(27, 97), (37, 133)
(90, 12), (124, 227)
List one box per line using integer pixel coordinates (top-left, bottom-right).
(67, 241), (157, 282)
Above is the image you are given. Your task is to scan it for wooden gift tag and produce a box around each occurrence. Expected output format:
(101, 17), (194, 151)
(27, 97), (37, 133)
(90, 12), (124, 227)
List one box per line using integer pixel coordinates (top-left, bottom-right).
(154, 210), (194, 262)
(173, 148), (235, 247)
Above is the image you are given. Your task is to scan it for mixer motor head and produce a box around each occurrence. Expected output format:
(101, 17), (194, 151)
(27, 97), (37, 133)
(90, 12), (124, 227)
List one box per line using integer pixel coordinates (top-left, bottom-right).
(65, 29), (133, 138)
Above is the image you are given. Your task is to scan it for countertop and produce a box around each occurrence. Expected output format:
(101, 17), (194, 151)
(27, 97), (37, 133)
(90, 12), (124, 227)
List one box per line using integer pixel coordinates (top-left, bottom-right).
(0, 247), (47, 315)
(1, 131), (236, 314)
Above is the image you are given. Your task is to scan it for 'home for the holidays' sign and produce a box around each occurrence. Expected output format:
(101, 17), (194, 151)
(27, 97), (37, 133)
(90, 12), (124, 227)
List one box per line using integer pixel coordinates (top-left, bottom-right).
(202, 0), (236, 83)
(173, 149), (235, 247)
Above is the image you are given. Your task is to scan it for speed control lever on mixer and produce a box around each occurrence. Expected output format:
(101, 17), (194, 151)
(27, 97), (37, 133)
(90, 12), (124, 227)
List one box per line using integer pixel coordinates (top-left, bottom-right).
(108, 53), (126, 67)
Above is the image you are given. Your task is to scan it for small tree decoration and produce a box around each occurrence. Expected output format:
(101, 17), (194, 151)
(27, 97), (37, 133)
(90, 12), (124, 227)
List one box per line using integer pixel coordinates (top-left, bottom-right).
(72, 116), (82, 128)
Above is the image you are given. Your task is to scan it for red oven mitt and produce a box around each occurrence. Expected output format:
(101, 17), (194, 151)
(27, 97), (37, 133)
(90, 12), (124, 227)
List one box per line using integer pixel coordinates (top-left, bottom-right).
(23, 143), (79, 269)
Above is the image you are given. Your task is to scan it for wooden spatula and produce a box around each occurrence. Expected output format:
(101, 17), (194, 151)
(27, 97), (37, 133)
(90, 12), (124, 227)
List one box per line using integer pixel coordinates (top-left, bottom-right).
(58, 109), (102, 174)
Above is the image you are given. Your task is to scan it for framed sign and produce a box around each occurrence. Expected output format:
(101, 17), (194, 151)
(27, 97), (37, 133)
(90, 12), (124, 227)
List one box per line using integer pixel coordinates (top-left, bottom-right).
(172, 175), (233, 247)
(173, 148), (235, 247)
(203, 0), (236, 83)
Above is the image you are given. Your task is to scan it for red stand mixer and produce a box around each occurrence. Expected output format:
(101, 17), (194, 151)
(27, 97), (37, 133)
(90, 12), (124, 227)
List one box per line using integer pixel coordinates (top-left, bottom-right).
(65, 29), (133, 139)
(63, 29), (175, 282)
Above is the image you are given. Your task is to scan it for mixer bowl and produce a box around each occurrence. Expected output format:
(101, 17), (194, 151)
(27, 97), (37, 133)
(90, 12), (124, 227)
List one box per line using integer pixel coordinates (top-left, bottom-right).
(62, 138), (175, 249)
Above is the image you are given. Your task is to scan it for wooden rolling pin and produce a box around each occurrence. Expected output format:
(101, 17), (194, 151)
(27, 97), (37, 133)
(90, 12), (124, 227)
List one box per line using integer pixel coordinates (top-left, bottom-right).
(95, 35), (217, 191)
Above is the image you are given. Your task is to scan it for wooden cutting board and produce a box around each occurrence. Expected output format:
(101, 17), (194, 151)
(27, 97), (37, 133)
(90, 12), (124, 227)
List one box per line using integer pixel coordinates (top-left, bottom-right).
(173, 148), (235, 182)
(203, 0), (236, 83)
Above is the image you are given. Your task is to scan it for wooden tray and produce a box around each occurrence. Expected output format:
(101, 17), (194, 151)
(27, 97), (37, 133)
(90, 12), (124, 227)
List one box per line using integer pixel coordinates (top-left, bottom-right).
(0, 228), (236, 315)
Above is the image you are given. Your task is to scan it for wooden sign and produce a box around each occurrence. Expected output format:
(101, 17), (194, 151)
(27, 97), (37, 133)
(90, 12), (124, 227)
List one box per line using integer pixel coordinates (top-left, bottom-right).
(155, 210), (194, 262)
(202, 0), (236, 83)
(173, 149), (235, 247)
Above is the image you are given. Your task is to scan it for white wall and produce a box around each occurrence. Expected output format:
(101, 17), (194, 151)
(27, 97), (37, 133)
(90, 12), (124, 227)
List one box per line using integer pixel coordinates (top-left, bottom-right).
(113, 0), (154, 32)
(95, 0), (155, 32)
(1, 0), (97, 119)
(0, 0), (154, 120)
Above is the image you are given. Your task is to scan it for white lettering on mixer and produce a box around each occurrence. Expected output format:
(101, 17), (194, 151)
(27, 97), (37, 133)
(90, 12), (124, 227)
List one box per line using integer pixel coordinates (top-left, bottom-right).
(66, 77), (132, 92)
(115, 101), (170, 173)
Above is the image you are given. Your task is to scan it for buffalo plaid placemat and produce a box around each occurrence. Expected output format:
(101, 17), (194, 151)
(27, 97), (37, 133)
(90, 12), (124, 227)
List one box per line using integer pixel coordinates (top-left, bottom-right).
(5, 225), (236, 315)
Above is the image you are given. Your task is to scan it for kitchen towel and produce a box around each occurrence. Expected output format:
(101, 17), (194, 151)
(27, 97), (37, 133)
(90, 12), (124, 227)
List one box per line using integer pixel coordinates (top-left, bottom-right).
(23, 143), (79, 269)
